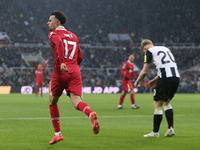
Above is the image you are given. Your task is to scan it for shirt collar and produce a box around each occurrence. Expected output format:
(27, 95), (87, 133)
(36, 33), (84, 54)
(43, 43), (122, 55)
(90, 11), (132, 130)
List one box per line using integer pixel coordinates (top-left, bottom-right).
(55, 26), (66, 30)
(127, 60), (133, 64)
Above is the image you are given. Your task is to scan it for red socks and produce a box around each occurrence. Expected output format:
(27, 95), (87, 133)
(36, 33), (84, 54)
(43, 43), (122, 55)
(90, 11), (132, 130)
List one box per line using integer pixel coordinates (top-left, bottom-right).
(49, 104), (60, 132)
(119, 95), (125, 105)
(35, 88), (38, 96)
(77, 102), (92, 117)
(41, 88), (43, 96)
(50, 102), (93, 133)
(130, 93), (135, 104)
(119, 94), (135, 105)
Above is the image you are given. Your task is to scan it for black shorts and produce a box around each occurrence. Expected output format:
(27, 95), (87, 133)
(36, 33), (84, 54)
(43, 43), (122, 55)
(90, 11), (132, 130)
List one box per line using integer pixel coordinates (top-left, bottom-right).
(153, 77), (179, 102)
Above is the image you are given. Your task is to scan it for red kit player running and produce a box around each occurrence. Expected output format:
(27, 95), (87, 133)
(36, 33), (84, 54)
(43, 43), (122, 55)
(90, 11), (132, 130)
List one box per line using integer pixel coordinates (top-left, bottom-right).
(47, 10), (100, 145)
(35, 59), (48, 97)
(118, 54), (140, 109)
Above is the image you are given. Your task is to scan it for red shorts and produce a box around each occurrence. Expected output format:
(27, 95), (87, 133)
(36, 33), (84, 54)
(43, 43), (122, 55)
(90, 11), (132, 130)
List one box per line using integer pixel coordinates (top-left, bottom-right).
(122, 79), (134, 92)
(49, 72), (82, 97)
(36, 81), (44, 86)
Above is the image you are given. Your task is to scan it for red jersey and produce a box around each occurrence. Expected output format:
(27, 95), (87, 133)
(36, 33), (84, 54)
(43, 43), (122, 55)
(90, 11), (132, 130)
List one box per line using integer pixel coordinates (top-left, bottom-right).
(48, 28), (83, 74)
(35, 61), (47, 81)
(121, 60), (137, 80)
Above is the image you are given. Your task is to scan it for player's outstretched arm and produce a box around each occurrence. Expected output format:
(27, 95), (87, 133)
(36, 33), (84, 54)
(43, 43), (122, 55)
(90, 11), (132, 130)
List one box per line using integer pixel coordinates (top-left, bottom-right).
(43, 59), (48, 71)
(35, 61), (37, 70)
(120, 64), (126, 77)
(134, 63), (150, 87)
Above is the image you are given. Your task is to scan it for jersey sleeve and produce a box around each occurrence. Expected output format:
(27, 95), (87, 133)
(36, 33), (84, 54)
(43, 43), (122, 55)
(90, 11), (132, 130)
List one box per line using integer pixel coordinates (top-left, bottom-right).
(120, 63), (126, 77)
(77, 42), (83, 65)
(49, 32), (65, 64)
(144, 50), (152, 63)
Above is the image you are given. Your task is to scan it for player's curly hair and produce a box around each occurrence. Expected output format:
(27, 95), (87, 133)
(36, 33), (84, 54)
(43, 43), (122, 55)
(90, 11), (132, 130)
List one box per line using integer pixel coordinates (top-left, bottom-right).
(51, 10), (67, 25)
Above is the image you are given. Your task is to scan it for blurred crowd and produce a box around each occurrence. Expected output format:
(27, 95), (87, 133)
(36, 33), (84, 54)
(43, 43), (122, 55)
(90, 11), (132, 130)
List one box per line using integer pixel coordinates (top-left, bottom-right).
(0, 0), (200, 93)
(0, 0), (200, 44)
(1, 46), (200, 71)
(179, 71), (200, 93)
(1, 46), (200, 93)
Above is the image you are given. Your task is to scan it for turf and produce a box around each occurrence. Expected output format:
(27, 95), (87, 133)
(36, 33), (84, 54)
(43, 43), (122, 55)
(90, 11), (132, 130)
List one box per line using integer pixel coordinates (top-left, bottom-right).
(0, 93), (199, 150)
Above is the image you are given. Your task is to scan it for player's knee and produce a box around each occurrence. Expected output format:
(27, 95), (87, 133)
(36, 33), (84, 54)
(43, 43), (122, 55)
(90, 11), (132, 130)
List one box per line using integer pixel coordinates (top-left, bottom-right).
(70, 93), (82, 109)
(72, 99), (82, 109)
(49, 101), (57, 105)
(74, 104), (79, 109)
(130, 90), (135, 94)
(49, 96), (59, 105)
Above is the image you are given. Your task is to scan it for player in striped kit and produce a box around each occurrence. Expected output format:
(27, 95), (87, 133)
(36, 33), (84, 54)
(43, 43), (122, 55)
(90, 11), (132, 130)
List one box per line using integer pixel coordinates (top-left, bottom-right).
(134, 39), (180, 137)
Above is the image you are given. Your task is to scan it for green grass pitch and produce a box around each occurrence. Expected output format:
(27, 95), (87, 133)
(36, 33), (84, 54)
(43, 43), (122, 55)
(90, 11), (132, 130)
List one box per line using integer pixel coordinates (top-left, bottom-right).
(0, 93), (200, 150)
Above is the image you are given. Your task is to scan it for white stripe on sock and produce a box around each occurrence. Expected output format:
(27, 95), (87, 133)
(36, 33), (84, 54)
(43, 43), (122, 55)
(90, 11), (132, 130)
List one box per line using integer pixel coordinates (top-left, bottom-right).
(164, 105), (172, 111)
(51, 117), (59, 121)
(83, 106), (90, 114)
(154, 110), (163, 115)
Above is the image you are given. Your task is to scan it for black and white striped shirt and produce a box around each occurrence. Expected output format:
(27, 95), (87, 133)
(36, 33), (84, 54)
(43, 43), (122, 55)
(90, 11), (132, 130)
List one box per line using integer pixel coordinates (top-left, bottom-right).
(144, 46), (180, 78)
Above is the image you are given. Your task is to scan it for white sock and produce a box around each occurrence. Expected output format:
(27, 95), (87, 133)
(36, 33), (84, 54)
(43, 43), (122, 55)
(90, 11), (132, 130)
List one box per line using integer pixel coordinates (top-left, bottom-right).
(55, 131), (61, 136)
(131, 104), (135, 107)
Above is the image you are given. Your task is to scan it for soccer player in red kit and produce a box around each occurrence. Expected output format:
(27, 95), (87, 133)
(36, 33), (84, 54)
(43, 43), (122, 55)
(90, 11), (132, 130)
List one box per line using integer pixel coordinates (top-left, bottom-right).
(118, 54), (140, 109)
(35, 59), (48, 97)
(47, 10), (100, 145)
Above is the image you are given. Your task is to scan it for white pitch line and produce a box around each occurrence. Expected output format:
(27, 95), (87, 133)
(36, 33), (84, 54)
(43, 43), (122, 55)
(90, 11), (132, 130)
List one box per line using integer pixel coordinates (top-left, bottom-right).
(0, 114), (199, 121)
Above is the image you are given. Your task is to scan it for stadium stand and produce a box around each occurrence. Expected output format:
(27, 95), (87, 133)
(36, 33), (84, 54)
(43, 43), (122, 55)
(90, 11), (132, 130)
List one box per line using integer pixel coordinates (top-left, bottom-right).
(0, 0), (200, 93)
